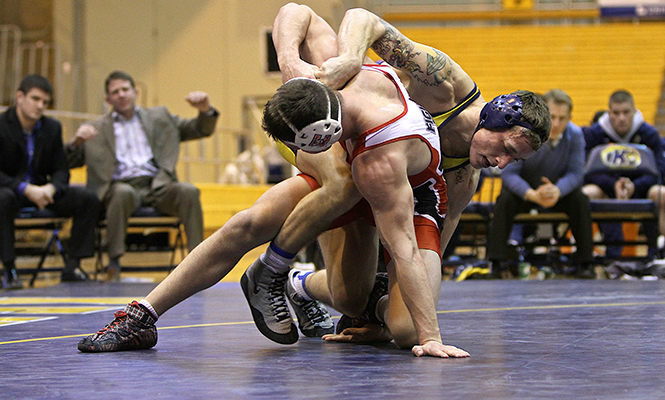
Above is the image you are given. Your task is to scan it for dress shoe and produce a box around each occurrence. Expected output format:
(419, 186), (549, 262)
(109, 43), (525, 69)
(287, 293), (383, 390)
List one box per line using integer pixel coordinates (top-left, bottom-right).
(61, 268), (89, 282)
(2, 269), (23, 290)
(105, 267), (121, 283)
(574, 266), (596, 279)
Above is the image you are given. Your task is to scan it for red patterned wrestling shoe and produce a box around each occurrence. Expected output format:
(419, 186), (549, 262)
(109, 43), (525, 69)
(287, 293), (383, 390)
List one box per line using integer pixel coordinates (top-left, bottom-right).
(77, 301), (157, 352)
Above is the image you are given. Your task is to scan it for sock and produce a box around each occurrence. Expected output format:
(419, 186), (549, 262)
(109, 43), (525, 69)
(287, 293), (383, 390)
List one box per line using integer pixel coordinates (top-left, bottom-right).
(108, 257), (121, 271)
(375, 295), (388, 324)
(290, 270), (314, 301)
(138, 299), (160, 320)
(260, 242), (296, 274)
(65, 258), (80, 273)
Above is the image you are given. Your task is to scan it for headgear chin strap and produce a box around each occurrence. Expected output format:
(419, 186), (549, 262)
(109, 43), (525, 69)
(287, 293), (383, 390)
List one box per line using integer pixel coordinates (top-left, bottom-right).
(476, 93), (536, 133)
(279, 78), (343, 153)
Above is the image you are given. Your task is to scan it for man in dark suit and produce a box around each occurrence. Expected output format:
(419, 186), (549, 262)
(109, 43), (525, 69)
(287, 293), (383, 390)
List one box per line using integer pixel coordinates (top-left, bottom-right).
(66, 71), (219, 281)
(0, 74), (101, 288)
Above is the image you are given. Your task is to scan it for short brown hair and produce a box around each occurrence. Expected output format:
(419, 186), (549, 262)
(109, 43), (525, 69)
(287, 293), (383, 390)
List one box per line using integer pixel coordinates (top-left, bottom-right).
(104, 70), (135, 94)
(513, 90), (551, 151)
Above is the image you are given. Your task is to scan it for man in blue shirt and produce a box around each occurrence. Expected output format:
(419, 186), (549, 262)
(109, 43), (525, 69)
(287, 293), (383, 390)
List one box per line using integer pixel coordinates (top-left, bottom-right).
(0, 75), (101, 288)
(487, 89), (595, 279)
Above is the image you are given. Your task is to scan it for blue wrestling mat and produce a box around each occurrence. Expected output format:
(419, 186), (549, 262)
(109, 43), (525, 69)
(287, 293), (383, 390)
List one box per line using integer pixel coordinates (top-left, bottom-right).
(2, 279), (665, 399)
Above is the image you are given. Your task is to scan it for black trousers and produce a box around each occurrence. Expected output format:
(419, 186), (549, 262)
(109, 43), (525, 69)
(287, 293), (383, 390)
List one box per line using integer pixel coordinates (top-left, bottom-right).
(486, 187), (593, 264)
(0, 186), (101, 267)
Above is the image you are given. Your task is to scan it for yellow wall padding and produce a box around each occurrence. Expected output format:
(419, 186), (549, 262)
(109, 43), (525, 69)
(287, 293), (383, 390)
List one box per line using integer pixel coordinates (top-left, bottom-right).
(399, 22), (665, 127)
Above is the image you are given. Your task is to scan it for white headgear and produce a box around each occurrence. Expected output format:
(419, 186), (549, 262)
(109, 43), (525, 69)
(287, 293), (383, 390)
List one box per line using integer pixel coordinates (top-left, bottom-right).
(278, 77), (343, 153)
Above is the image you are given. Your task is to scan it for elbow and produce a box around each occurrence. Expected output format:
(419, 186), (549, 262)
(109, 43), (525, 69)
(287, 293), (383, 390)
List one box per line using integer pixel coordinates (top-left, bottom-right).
(345, 7), (373, 19)
(343, 8), (382, 33)
(390, 320), (419, 349)
(278, 3), (312, 19)
(279, 2), (301, 13)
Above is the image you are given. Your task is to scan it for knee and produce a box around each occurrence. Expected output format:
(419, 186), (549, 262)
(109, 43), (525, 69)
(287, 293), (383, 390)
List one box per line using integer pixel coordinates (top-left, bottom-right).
(582, 184), (604, 199)
(75, 187), (101, 209)
(231, 207), (280, 242)
(108, 183), (139, 205)
(330, 295), (367, 318)
(77, 191), (102, 221)
(647, 186), (665, 206)
(329, 280), (375, 317)
(179, 183), (201, 199)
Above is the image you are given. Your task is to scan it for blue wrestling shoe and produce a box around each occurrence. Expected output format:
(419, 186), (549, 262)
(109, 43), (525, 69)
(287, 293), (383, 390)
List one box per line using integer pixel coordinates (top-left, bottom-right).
(336, 272), (389, 334)
(286, 269), (334, 337)
(241, 258), (298, 344)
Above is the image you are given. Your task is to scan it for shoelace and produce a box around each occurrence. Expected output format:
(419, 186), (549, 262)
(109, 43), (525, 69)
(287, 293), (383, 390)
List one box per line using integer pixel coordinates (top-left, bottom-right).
(95, 311), (127, 334)
(301, 300), (327, 324)
(267, 274), (290, 322)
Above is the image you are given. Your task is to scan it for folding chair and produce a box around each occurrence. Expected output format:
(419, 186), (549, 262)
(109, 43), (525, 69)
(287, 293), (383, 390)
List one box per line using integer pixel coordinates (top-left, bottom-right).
(95, 207), (187, 276)
(14, 207), (69, 287)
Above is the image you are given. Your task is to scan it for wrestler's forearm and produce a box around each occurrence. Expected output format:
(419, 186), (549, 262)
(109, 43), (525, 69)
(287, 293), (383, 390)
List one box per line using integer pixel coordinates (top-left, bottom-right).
(273, 3), (312, 70)
(336, 8), (386, 64)
(441, 167), (480, 253)
(273, 177), (360, 254)
(439, 213), (461, 256)
(274, 146), (361, 254)
(377, 200), (442, 345)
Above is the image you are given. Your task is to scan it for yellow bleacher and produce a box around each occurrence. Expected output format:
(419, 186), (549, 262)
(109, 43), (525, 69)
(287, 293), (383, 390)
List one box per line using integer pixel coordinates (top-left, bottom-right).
(400, 22), (665, 126)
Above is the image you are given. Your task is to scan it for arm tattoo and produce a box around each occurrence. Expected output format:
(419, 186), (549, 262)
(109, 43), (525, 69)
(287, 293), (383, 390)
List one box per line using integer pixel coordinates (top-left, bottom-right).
(454, 168), (467, 184)
(427, 49), (452, 85)
(370, 20), (452, 87)
(371, 20), (424, 76)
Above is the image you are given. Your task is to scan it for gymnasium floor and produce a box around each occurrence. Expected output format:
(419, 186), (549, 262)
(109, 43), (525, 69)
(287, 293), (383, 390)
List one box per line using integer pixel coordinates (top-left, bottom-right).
(2, 275), (665, 399)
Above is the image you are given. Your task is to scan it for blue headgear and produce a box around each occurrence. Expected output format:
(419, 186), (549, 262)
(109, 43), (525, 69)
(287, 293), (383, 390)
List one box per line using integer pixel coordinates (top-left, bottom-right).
(476, 94), (536, 133)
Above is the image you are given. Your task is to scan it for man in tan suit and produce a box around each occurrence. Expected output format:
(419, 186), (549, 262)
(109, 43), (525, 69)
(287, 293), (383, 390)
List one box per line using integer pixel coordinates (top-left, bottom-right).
(67, 70), (219, 281)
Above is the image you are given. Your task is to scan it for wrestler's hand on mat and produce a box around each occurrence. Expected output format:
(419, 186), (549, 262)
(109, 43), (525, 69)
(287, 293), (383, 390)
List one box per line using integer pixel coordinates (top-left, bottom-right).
(412, 341), (470, 358)
(322, 323), (392, 343)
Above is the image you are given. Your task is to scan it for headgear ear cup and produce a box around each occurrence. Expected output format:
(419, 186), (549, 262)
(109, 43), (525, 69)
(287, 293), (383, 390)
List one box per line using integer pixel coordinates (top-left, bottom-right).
(475, 94), (536, 133)
(278, 78), (343, 153)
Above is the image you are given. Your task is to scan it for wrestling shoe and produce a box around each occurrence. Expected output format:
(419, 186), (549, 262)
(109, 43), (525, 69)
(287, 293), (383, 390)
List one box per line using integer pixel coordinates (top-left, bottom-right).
(286, 269), (333, 337)
(77, 301), (157, 352)
(336, 272), (389, 334)
(241, 258), (298, 344)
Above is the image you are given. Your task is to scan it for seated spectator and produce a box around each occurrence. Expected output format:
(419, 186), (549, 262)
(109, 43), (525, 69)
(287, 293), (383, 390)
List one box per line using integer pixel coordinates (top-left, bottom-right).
(0, 74), (101, 288)
(487, 89), (595, 279)
(66, 71), (219, 282)
(582, 90), (665, 259)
